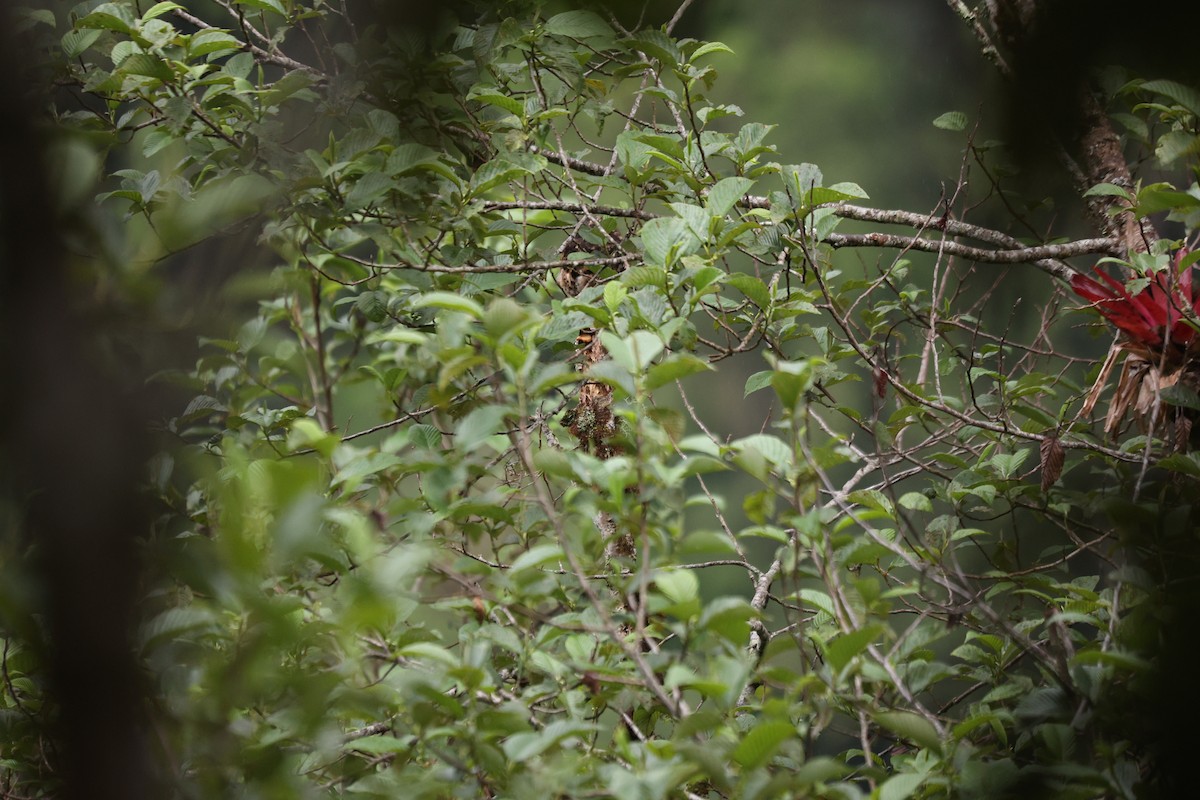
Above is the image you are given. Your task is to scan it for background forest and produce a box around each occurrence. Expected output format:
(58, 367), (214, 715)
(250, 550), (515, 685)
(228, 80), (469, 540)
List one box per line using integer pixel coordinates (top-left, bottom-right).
(4, 1), (1200, 799)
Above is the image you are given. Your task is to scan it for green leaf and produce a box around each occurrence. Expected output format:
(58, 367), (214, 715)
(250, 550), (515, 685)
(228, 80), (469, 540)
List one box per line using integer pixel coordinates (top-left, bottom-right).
(143, 2), (184, 20)
(696, 599), (748, 642)
(689, 41), (735, 63)
(142, 130), (173, 158)
(235, 0), (287, 17)
(744, 370), (774, 397)
(222, 51), (255, 80)
(510, 543), (564, 572)
(467, 88), (525, 116)
(469, 155), (544, 197)
(669, 202), (711, 243)
(118, 53), (174, 82)
(79, 3), (136, 33)
(797, 588), (835, 617)
(345, 172), (394, 210)
(827, 181), (869, 199)
(586, 360), (636, 398)
(898, 491), (932, 512)
(616, 130), (654, 170)
(181, 394), (224, 420)
(413, 292), (483, 318)
(679, 455), (729, 477)
(1013, 687), (1068, 722)
(1158, 452), (1200, 477)
(645, 354), (711, 390)
(354, 291), (388, 323)
(502, 721), (596, 762)
(1155, 130), (1200, 165)
(932, 111), (967, 131)
(824, 624), (884, 674)
(61, 28), (102, 58)
(483, 297), (533, 338)
(655, 568), (699, 604)
(989, 449), (1030, 479)
(879, 772), (927, 800)
(455, 405), (510, 450)
(333, 452), (403, 489)
(18, 8), (55, 28)
(288, 418), (338, 457)
(1135, 187), (1200, 216)
(785, 162), (823, 195)
(1070, 648), (1151, 672)
(603, 281), (627, 312)
(366, 328), (427, 345)
(539, 310), (592, 342)
(791, 757), (850, 785)
(731, 719), (795, 769)
(189, 30), (242, 57)
(601, 330), (663, 372)
(1159, 383), (1200, 410)
(706, 176), (754, 217)
(641, 217), (698, 268)
(1140, 79), (1200, 117)
(544, 10), (612, 39)
(398, 642), (458, 667)
(1084, 182), (1135, 201)
(626, 29), (680, 66)
(874, 711), (942, 754)
(679, 435), (721, 456)
(796, 185), (862, 209)
(346, 735), (411, 756)
(387, 143), (440, 174)
(621, 265), (667, 288)
(725, 272), (770, 308)
(138, 606), (217, 650)
(731, 434), (792, 468)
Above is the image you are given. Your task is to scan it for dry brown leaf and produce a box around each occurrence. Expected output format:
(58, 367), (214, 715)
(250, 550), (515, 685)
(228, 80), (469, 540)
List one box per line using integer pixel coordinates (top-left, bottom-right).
(1175, 414), (1193, 452)
(1082, 343), (1122, 417)
(1040, 435), (1065, 492)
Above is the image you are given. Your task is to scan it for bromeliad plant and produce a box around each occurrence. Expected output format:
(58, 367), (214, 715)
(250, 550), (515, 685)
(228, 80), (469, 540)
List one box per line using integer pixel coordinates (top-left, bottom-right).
(1072, 248), (1200, 437)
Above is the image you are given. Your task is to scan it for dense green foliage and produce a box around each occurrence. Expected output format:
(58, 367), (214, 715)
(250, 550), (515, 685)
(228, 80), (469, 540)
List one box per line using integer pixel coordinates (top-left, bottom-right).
(6, 1), (1200, 797)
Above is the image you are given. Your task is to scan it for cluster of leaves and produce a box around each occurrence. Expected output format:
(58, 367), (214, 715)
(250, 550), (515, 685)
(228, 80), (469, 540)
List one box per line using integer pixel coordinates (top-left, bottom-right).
(5, 1), (1200, 798)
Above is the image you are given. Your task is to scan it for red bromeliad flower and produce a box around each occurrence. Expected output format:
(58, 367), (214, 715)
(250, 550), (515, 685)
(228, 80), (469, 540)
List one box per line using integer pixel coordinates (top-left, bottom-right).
(1070, 250), (1198, 350)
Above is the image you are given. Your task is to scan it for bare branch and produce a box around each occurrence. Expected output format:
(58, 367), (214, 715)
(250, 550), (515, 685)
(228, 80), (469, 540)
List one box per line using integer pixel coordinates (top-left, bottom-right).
(820, 231), (1114, 278)
(484, 200), (653, 221)
(172, 8), (325, 79)
(945, 0), (1011, 75)
(529, 145), (611, 177)
(666, 0), (698, 34)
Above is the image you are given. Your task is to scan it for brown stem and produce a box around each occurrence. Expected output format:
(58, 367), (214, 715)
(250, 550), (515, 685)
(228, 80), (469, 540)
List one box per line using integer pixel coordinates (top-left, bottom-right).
(309, 275), (334, 431)
(1072, 88), (1158, 255)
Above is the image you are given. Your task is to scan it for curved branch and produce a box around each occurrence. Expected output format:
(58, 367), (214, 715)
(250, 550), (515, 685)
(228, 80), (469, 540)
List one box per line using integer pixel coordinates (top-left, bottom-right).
(820, 232), (1115, 279)
(830, 203), (1039, 250)
(172, 8), (325, 79)
(528, 145), (611, 177)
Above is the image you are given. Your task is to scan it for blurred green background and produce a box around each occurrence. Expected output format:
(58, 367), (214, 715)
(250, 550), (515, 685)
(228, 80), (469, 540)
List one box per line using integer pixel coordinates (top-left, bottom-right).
(695, 0), (999, 214)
